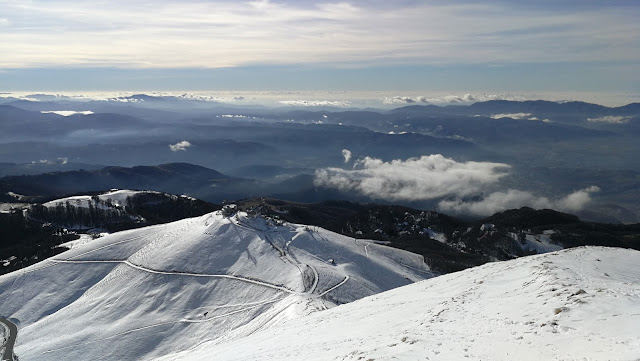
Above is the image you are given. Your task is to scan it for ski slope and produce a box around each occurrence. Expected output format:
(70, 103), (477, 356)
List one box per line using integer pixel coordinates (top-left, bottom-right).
(0, 210), (434, 361)
(158, 246), (640, 361)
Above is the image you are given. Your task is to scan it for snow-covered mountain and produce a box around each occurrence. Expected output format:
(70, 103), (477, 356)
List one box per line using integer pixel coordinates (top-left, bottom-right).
(2, 207), (638, 361)
(42, 189), (152, 209)
(160, 246), (640, 361)
(28, 189), (218, 231)
(0, 210), (434, 360)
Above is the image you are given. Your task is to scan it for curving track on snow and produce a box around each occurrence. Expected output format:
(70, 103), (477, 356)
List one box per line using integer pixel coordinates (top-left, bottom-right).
(0, 317), (17, 361)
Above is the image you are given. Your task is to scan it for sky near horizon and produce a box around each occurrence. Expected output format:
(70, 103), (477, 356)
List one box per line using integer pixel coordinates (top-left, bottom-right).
(1, 0), (639, 101)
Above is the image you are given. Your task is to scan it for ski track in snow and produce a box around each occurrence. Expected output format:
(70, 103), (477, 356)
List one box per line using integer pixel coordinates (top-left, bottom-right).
(67, 233), (148, 260)
(50, 259), (301, 295)
(318, 275), (350, 297)
(308, 264), (320, 294)
(158, 246), (640, 361)
(231, 216), (352, 297)
(0, 210), (434, 361)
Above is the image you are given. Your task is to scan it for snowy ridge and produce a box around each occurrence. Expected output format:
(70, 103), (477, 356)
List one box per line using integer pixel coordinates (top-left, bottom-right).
(158, 246), (640, 361)
(42, 189), (152, 209)
(0, 210), (434, 360)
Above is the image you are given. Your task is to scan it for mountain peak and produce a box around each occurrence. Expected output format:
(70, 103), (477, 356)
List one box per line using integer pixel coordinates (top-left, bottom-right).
(0, 210), (434, 360)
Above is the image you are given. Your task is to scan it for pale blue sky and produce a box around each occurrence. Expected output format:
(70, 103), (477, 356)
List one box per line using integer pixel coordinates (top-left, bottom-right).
(1, 0), (638, 101)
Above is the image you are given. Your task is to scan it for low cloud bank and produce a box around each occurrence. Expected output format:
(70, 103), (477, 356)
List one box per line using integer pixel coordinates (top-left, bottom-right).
(279, 100), (351, 107)
(315, 153), (599, 216)
(315, 154), (510, 201)
(490, 113), (552, 122)
(169, 140), (191, 152)
(587, 116), (631, 124)
(490, 113), (532, 120)
(438, 186), (600, 216)
(383, 94), (525, 105)
(41, 110), (94, 116)
(31, 158), (69, 165)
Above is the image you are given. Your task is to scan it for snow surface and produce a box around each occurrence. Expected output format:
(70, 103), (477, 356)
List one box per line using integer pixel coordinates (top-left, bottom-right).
(423, 227), (447, 243)
(509, 231), (564, 254)
(0, 211), (434, 361)
(0, 321), (6, 343)
(0, 203), (30, 214)
(42, 189), (148, 209)
(158, 246), (640, 361)
(58, 233), (109, 250)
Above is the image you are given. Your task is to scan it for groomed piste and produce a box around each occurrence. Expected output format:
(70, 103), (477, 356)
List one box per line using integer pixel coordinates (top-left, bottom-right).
(0, 210), (434, 360)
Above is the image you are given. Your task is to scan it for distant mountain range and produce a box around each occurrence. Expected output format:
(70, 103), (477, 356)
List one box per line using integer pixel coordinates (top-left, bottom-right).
(392, 99), (640, 118)
(0, 163), (235, 200)
(0, 162), (375, 206)
(2, 98), (640, 222)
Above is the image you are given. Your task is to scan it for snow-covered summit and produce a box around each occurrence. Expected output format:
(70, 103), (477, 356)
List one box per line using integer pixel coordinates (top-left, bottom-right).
(0, 210), (434, 360)
(42, 189), (157, 209)
(161, 246), (640, 361)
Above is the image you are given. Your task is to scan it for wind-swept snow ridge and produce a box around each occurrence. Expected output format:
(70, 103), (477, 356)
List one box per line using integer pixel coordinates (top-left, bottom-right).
(0, 210), (433, 361)
(157, 246), (640, 361)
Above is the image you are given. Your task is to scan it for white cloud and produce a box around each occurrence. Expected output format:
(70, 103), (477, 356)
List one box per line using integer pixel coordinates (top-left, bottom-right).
(527, 116), (553, 123)
(314, 154), (510, 201)
(32, 158), (68, 165)
(490, 113), (532, 120)
(41, 110), (93, 116)
(556, 185), (601, 212)
(383, 96), (423, 105)
(316, 153), (600, 216)
(438, 186), (600, 216)
(587, 116), (631, 124)
(169, 140), (191, 152)
(342, 149), (352, 163)
(0, 2), (638, 68)
(279, 100), (351, 107)
(383, 94), (526, 105)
